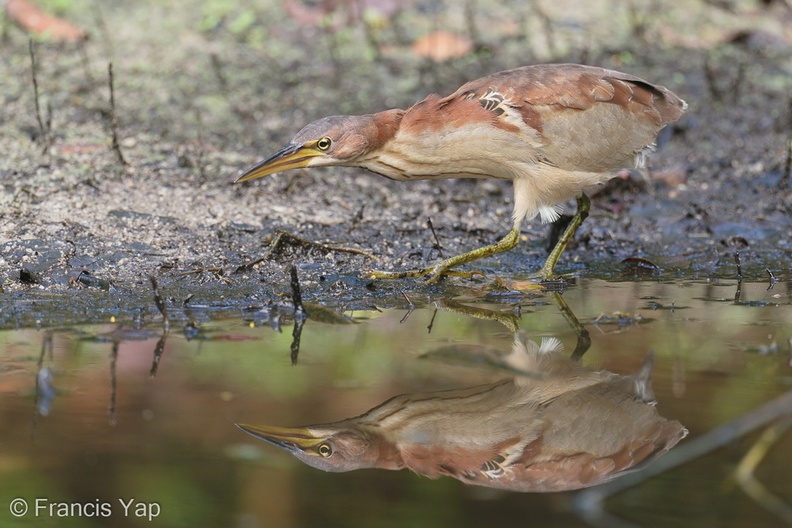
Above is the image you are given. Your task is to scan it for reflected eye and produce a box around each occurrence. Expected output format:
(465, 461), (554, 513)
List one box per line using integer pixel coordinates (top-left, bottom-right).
(317, 443), (333, 457)
(316, 137), (332, 151)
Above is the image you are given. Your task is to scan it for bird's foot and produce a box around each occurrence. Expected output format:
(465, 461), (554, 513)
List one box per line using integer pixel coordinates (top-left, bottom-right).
(365, 225), (522, 284)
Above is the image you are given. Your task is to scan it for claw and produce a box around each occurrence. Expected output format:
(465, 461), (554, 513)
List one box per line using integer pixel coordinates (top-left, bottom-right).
(363, 220), (524, 283)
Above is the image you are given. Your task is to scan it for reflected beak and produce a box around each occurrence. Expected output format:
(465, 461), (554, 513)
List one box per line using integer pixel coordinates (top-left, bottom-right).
(235, 143), (324, 182)
(236, 423), (325, 452)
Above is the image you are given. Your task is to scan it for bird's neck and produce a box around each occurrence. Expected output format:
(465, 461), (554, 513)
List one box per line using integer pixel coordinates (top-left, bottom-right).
(365, 109), (404, 151)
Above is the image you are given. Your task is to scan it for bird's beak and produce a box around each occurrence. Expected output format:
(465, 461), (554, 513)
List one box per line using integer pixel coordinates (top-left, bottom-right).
(235, 143), (324, 182)
(236, 423), (326, 452)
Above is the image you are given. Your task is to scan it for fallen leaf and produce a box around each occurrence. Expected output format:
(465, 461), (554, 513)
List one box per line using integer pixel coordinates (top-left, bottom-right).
(5, 0), (86, 42)
(412, 31), (472, 61)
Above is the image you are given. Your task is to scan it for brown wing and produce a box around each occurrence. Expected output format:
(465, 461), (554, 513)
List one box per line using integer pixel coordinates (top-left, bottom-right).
(454, 63), (685, 125)
(450, 63), (687, 172)
(399, 436), (524, 481)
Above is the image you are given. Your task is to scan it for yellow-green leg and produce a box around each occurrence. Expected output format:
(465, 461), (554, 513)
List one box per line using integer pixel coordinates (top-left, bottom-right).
(366, 193), (590, 283)
(533, 194), (590, 280)
(365, 219), (523, 283)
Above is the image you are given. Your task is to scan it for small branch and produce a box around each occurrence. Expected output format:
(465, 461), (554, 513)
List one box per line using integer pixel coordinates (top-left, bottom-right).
(734, 251), (743, 280)
(107, 62), (128, 166)
(289, 266), (308, 366)
(781, 137), (791, 189)
(149, 275), (170, 332)
(149, 275), (170, 377)
(289, 265), (306, 317)
(399, 291), (415, 324)
(149, 333), (167, 378)
(426, 308), (438, 334)
(766, 268), (779, 291)
(235, 229), (380, 273)
(28, 39), (51, 155)
(427, 218), (444, 258)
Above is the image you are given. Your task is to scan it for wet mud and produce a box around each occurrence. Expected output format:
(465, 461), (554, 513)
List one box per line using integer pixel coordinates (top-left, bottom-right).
(1, 1), (790, 328)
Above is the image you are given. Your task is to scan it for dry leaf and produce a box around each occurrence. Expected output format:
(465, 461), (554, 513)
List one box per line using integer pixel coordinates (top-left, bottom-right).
(5, 0), (86, 42)
(412, 31), (472, 62)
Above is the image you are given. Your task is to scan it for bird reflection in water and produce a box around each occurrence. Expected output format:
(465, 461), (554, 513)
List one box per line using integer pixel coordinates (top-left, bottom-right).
(237, 336), (686, 492)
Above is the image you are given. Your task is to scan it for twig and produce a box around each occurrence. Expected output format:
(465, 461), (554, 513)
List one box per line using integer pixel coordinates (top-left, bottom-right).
(781, 138), (791, 189)
(236, 229), (380, 272)
(149, 275), (171, 376)
(766, 268), (779, 291)
(349, 204), (365, 230)
(149, 275), (170, 332)
(399, 291), (415, 324)
(427, 218), (444, 258)
(28, 40), (51, 155)
(289, 266), (308, 366)
(734, 251), (743, 279)
(426, 308), (438, 334)
(149, 333), (167, 378)
(289, 265), (306, 317)
(35, 330), (56, 417)
(107, 62), (128, 166)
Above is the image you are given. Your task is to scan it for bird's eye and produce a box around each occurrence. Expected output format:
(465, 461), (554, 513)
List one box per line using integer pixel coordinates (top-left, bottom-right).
(316, 137), (332, 151)
(317, 443), (333, 457)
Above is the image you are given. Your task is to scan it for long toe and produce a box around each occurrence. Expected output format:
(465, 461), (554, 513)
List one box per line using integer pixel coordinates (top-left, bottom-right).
(364, 268), (431, 280)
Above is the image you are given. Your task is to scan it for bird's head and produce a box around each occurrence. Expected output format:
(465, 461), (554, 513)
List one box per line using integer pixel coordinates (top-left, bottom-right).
(236, 421), (400, 472)
(236, 111), (403, 182)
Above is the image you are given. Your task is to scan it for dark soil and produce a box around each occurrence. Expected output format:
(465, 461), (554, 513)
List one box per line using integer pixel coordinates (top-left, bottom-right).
(1, 1), (791, 328)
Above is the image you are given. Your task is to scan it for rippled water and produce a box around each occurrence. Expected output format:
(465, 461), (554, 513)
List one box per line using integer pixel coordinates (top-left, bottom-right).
(1, 279), (790, 527)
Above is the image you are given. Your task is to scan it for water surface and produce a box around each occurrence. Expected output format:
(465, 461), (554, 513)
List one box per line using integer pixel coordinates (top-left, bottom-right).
(1, 279), (790, 527)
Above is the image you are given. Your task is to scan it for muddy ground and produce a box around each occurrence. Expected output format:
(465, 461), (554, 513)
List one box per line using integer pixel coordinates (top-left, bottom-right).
(1, 0), (791, 328)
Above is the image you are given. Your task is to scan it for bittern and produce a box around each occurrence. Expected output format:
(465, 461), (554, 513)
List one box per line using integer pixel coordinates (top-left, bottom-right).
(237, 63), (686, 282)
(237, 337), (686, 492)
